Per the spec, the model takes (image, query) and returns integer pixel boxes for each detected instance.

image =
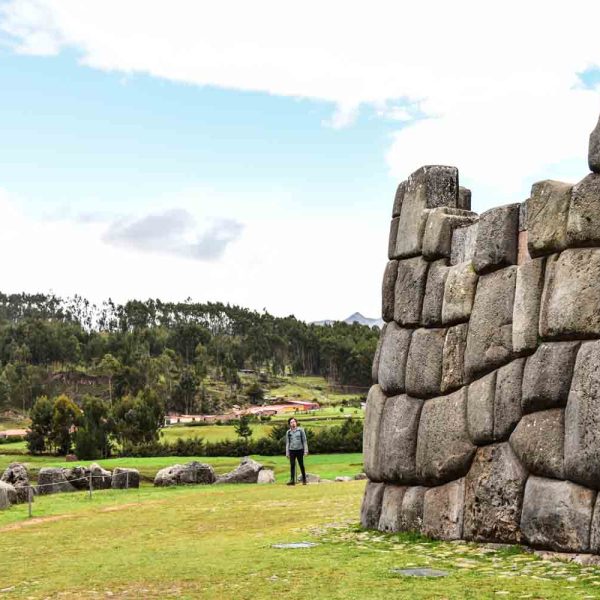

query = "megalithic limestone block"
[422,259,449,327]
[566,174,600,247]
[394,166,458,258]
[422,208,477,261]
[393,256,429,326]
[441,323,468,393]
[361,481,385,529]
[388,217,400,260]
[494,358,525,441]
[378,394,423,483]
[509,409,565,479]
[377,322,412,395]
[512,257,545,353]
[381,260,398,322]
[442,261,478,326]
[521,477,595,552]
[416,388,476,485]
[392,180,406,218]
[378,485,407,532]
[463,443,527,543]
[527,180,571,257]
[458,186,472,211]
[363,385,387,481]
[399,486,427,533]
[589,115,600,173]
[450,222,478,265]
[472,204,519,274]
[405,328,447,398]
[467,371,496,445]
[422,478,466,541]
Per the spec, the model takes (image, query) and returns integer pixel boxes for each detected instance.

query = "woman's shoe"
[286,481,295,486]
[302,477,307,485]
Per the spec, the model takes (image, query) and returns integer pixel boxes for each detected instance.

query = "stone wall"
[361,116,600,553]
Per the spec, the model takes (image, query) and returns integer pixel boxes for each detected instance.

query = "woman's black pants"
[289,449,306,483]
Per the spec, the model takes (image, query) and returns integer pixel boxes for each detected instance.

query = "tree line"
[0,292,379,415]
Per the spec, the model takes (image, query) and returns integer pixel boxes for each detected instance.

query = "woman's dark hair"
[287,417,298,426]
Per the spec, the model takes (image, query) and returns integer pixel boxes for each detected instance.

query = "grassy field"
[1,480,598,599]
[0,452,365,483]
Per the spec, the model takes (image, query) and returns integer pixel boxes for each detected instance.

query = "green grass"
[160,424,274,443]
[268,375,365,407]
[1,480,599,599]
[0,452,364,483]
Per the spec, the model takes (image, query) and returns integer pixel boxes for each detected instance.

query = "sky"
[0,1,599,322]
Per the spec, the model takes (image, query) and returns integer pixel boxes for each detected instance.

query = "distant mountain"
[312,312,384,328]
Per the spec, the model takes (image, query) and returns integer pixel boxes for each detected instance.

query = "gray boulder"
[467,371,496,445]
[565,341,600,489]
[0,481,17,506]
[378,394,423,484]
[421,259,449,327]
[473,204,519,274]
[361,481,385,529]
[89,463,112,490]
[416,388,476,485]
[422,478,466,541]
[422,208,477,260]
[111,468,140,489]
[377,322,412,395]
[494,358,525,441]
[378,484,407,532]
[1,462,30,503]
[450,222,478,266]
[509,409,565,479]
[521,342,580,414]
[63,466,89,490]
[512,257,545,353]
[154,462,216,486]
[441,261,478,325]
[405,328,446,398]
[363,385,386,481]
[588,115,600,173]
[527,180,571,257]
[37,467,77,495]
[521,476,595,552]
[463,443,527,543]
[464,267,517,381]
[566,174,600,247]
[393,256,429,326]
[519,199,528,231]
[299,473,321,484]
[381,260,398,322]
[441,323,468,393]
[371,324,385,383]
[540,249,600,339]
[218,457,263,484]
[395,166,458,258]
[399,486,427,533]
[257,469,275,484]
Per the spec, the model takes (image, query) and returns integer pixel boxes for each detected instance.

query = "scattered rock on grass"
[217,457,263,484]
[154,462,216,486]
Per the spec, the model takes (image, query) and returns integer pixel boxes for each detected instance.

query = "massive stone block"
[512,257,545,353]
[405,328,446,398]
[494,358,525,441]
[527,180,571,257]
[388,217,400,260]
[422,259,449,327]
[441,261,478,325]
[521,341,580,413]
[399,486,427,533]
[392,181,406,218]
[472,204,519,274]
[361,481,385,529]
[371,323,385,383]
[589,116,600,174]
[395,166,458,258]
[509,409,565,480]
[378,394,423,483]
[463,444,527,543]
[378,485,407,532]
[458,186,472,211]
[393,256,429,326]
[363,385,387,482]
[422,208,477,261]
[540,249,600,339]
[377,322,412,396]
[464,267,517,380]
[565,341,600,489]
[381,260,398,322]
[422,478,466,541]
[416,388,476,485]
[450,222,478,265]
[566,174,600,247]
[521,477,595,552]
[441,323,468,393]
[467,371,495,445]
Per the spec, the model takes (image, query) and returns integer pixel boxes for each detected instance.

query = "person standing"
[286,417,308,485]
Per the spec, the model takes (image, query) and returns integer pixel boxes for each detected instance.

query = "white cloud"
[2,0,600,208]
[0,188,387,322]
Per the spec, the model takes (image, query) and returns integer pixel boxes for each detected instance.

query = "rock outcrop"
[154,462,216,486]
[217,457,263,484]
